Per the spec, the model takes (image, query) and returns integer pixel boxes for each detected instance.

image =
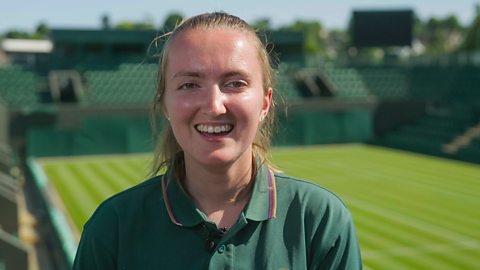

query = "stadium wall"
[0,102,8,146]
[17,99,376,157]
[0,230,29,270]
[275,99,375,146]
[372,100,426,137]
[22,158,75,269]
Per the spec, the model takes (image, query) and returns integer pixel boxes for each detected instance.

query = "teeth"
[196,124,232,134]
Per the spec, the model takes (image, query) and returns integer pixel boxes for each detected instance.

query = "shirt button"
[218,245,226,253]
[205,240,216,252]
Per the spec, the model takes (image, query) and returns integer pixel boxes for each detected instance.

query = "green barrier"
[27,158,77,266]
[27,127,73,157]
[275,109,372,146]
[27,110,372,157]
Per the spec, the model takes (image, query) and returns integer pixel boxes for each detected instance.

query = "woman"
[73,12,362,269]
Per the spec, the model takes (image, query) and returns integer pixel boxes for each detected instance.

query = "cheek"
[164,94,197,119]
[239,92,265,116]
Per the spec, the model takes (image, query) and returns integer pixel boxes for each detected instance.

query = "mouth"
[195,124,233,135]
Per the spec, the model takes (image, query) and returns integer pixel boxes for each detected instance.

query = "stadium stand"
[0,66,40,108]
[375,102,480,161]
[321,64,372,99]
[0,143,39,270]
[410,65,480,102]
[355,66,409,99]
[275,64,304,101]
[83,63,157,105]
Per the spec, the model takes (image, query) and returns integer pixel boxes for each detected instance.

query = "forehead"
[169,26,257,49]
[165,28,261,72]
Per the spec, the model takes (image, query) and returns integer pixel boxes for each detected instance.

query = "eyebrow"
[172,71,203,79]
[172,70,250,79]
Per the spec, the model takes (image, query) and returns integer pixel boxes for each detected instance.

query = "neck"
[183,155,254,206]
[181,153,255,228]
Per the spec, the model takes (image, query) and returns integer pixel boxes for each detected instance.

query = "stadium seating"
[355,66,409,98]
[0,229,29,270]
[275,64,303,101]
[83,63,157,105]
[322,65,371,99]
[0,66,39,108]
[409,65,480,102]
[375,103,480,159]
[0,144,31,270]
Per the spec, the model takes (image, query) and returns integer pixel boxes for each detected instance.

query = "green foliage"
[162,12,184,33]
[115,21,155,30]
[4,22,49,39]
[5,30,31,39]
[252,18,271,32]
[461,14,480,51]
[415,14,465,55]
[280,20,326,55]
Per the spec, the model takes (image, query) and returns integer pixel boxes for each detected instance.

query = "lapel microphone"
[202,224,227,252]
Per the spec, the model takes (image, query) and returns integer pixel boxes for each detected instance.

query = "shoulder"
[274,172,348,208]
[273,173,359,261]
[273,172,352,227]
[83,176,163,229]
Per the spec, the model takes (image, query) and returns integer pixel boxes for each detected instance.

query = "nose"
[202,85,227,116]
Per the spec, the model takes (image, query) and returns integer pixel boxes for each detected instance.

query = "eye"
[178,82,198,90]
[225,80,247,89]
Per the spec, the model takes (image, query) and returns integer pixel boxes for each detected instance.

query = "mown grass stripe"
[350,188,480,241]
[355,204,480,268]
[86,161,130,192]
[277,152,480,199]
[67,163,115,202]
[338,176,480,239]
[351,203,452,248]
[42,165,97,230]
[346,195,472,243]
[354,146,480,189]
[104,160,146,186]
[275,144,480,186]
[326,154,480,198]
[275,150,480,239]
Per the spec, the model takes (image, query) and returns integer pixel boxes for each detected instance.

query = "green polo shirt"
[73,163,362,269]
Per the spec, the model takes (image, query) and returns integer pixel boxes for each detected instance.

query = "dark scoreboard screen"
[351,10,413,47]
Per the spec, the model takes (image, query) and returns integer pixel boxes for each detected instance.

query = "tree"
[409,14,465,56]
[461,12,480,51]
[280,20,326,55]
[116,20,155,30]
[101,14,111,30]
[32,22,49,39]
[5,30,31,39]
[252,18,271,32]
[162,12,184,32]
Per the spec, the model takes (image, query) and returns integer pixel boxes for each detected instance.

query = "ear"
[261,88,273,119]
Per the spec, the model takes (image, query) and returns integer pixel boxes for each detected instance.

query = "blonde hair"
[151,12,277,176]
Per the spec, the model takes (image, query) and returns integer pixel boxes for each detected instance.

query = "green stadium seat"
[83,64,157,106]
[0,66,39,108]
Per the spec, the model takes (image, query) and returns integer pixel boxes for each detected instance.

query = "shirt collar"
[243,164,277,221]
[161,161,277,227]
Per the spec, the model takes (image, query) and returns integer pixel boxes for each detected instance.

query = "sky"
[1,0,479,33]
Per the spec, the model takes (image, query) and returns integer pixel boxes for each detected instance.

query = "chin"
[194,149,243,167]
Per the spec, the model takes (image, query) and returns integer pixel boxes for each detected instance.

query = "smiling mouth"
[195,124,233,134]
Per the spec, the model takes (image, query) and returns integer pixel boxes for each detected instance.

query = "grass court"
[38,144,480,269]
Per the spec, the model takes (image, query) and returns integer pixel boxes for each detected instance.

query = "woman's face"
[163,28,272,169]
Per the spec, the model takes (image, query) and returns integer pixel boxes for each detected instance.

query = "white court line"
[362,239,480,260]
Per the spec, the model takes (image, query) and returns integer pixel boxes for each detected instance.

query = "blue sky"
[1,0,478,33]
